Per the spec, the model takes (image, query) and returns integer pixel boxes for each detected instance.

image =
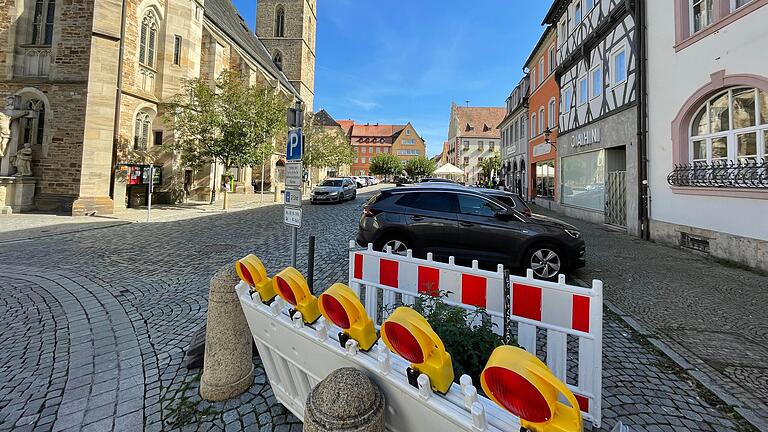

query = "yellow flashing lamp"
[380,307,454,394]
[236,255,276,303]
[273,267,320,324]
[480,346,583,432]
[318,283,377,351]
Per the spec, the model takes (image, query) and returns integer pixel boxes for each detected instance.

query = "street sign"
[284,207,302,228]
[284,188,302,207]
[286,161,302,188]
[286,128,303,161]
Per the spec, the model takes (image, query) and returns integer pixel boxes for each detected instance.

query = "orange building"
[339,120,426,176]
[525,26,559,205]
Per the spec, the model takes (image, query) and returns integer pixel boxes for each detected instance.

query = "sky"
[234,0,552,157]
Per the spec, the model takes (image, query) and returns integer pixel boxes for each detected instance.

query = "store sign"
[571,128,601,148]
[532,142,552,157]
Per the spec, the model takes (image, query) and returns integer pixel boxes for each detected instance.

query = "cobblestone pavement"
[0,185,752,431]
[533,204,767,431]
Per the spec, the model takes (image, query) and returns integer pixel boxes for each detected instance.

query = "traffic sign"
[286,128,303,161]
[286,161,302,188]
[284,207,302,228]
[284,188,302,207]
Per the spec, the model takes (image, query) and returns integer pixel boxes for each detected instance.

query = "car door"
[342,179,353,198]
[455,193,528,264]
[399,191,459,256]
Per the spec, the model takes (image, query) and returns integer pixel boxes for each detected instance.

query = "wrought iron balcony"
[667,159,768,189]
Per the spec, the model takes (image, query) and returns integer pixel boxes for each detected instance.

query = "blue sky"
[236,0,551,157]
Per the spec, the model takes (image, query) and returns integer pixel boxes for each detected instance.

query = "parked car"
[349,176,366,188]
[356,186,585,279]
[405,183,533,217]
[310,178,356,204]
[419,178,457,183]
[363,176,378,186]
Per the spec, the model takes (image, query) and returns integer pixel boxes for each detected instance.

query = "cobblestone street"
[0,186,756,431]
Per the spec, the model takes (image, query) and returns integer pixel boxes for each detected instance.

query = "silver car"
[310,178,357,204]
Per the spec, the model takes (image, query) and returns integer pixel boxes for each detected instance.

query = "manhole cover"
[667,329,768,370]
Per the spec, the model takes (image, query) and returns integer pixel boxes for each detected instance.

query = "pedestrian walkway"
[532,205,768,431]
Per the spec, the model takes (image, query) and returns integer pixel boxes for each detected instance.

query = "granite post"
[304,368,385,432]
[200,263,254,401]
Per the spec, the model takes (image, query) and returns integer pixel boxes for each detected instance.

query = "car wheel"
[525,244,563,280]
[375,235,410,256]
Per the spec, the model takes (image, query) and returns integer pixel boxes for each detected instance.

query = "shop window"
[561,150,605,210]
[535,160,555,199]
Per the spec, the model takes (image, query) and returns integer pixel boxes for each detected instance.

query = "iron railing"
[667,159,768,188]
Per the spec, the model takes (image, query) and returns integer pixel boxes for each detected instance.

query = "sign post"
[285,102,304,267]
[146,165,154,223]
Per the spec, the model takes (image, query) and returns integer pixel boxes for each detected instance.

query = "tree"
[368,153,402,179]
[479,152,501,183]
[302,113,355,177]
[404,156,436,180]
[163,71,290,208]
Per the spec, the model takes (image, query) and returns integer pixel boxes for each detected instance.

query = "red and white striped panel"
[352,252,504,315]
[509,282,592,333]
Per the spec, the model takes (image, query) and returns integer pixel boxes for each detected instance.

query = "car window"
[493,195,517,209]
[397,192,456,213]
[321,180,342,187]
[458,194,503,217]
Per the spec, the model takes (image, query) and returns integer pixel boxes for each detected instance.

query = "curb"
[0,220,132,244]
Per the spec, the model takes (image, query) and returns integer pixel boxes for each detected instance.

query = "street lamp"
[543,127,557,150]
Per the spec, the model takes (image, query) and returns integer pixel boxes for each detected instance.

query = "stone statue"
[0,111,11,158]
[12,142,33,176]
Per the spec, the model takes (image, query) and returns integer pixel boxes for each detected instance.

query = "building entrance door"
[605,170,626,227]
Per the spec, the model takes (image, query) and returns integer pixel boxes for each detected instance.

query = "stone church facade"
[0,0,316,214]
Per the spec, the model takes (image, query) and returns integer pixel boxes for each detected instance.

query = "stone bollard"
[274,183,282,203]
[200,263,254,401]
[304,368,385,432]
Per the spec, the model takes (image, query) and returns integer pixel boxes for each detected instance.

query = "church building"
[0,0,316,214]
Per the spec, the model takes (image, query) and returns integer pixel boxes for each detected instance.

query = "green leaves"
[479,152,501,180]
[404,156,437,179]
[162,71,291,171]
[302,113,355,170]
[368,153,402,177]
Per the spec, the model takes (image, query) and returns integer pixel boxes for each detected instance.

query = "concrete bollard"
[200,263,254,401]
[274,183,282,203]
[304,368,385,432]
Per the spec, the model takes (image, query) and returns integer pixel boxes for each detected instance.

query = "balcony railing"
[667,159,768,189]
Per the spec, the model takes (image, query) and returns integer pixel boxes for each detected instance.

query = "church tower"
[256,0,317,111]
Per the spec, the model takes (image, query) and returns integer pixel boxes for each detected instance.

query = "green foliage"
[404,156,437,179]
[480,152,501,180]
[302,113,356,170]
[409,292,517,386]
[162,71,290,171]
[161,374,220,428]
[368,153,403,177]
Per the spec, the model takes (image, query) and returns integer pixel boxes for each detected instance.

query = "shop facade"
[499,75,529,197]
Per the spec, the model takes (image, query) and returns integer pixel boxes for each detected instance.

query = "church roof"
[204,0,299,99]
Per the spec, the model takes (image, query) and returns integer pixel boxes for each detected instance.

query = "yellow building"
[391,123,426,165]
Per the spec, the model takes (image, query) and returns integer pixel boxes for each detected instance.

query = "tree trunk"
[223,189,229,210]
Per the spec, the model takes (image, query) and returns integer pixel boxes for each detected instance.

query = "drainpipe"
[634,0,650,240]
[109,0,128,199]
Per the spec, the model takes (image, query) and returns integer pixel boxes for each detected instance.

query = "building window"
[173,35,182,65]
[134,111,152,150]
[585,0,595,10]
[578,76,588,105]
[275,5,285,37]
[478,140,484,150]
[406,129,411,135]
[139,10,158,68]
[559,19,567,44]
[611,47,627,85]
[548,45,556,74]
[489,141,495,151]
[20,99,46,148]
[463,157,469,165]
[731,0,752,10]
[368,146,373,153]
[273,51,283,70]
[361,157,366,164]
[548,99,556,128]
[574,1,583,24]
[531,113,537,136]
[154,130,163,146]
[384,148,390,153]
[539,107,545,133]
[688,87,768,164]
[563,88,573,113]
[30,0,56,45]
[590,66,602,99]
[690,0,713,34]
[539,58,545,81]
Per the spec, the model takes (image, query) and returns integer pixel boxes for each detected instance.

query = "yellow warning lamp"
[480,346,583,432]
[380,307,454,394]
[318,283,377,351]
[235,255,277,303]
[272,267,320,324]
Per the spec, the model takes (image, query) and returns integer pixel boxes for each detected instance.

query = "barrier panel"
[348,242,603,428]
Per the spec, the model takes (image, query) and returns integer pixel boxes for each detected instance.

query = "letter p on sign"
[286,128,303,161]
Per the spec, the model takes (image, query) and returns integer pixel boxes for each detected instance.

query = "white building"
[499,76,529,197]
[646,1,768,271]
[446,104,505,184]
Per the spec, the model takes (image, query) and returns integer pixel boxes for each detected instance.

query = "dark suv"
[356,186,585,279]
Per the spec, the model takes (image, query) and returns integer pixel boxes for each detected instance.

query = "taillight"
[275,277,297,306]
[381,321,424,363]
[363,206,380,217]
[320,294,351,329]
[482,366,552,422]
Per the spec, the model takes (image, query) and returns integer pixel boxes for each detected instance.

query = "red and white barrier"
[348,241,603,428]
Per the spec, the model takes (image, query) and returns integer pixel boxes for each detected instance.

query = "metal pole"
[210,161,217,204]
[146,165,153,223]
[503,268,511,343]
[260,133,266,203]
[290,226,298,267]
[307,235,315,293]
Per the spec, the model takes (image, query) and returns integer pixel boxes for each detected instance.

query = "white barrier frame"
[347,242,603,428]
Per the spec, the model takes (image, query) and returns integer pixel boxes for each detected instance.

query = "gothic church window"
[273,51,283,70]
[30,0,56,45]
[134,111,152,150]
[21,99,46,147]
[275,6,285,37]
[139,11,158,68]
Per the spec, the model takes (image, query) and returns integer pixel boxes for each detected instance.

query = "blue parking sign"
[286,128,303,161]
